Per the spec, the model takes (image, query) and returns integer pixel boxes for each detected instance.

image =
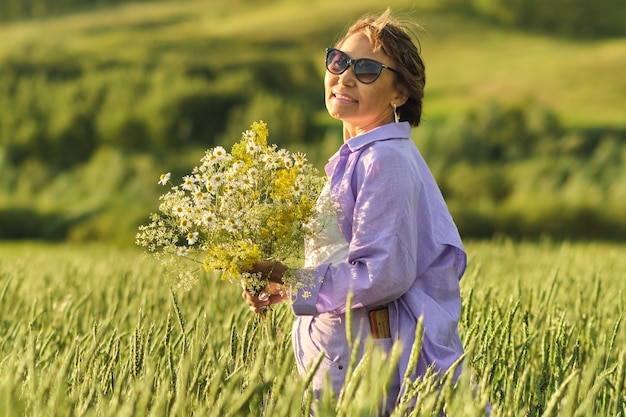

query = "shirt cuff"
[290,264,329,316]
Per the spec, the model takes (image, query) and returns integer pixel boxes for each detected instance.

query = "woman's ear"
[393,85,409,107]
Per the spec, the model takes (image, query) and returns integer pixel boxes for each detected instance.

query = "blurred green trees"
[0,55,325,243]
[442,0,626,37]
[415,101,626,239]
[2,85,624,242]
[0,0,155,21]
[0,0,625,242]
[0,58,320,166]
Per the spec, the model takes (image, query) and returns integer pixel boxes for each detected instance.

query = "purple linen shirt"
[291,122,466,403]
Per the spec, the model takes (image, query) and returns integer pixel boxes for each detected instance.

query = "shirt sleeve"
[290,264,329,315]
[293,141,423,315]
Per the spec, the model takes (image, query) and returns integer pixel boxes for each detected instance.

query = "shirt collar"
[346,122,411,152]
[324,122,412,177]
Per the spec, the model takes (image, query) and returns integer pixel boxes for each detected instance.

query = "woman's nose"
[336,69,355,85]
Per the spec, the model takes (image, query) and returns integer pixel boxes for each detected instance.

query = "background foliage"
[0,0,625,243]
[3,0,626,37]
[441,0,626,37]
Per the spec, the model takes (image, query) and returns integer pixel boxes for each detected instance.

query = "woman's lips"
[333,92,357,104]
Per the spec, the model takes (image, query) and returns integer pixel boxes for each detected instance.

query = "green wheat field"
[0,239,624,416]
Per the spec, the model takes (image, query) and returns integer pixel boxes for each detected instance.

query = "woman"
[243,9,467,413]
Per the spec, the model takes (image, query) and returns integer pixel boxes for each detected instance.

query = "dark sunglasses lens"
[326,49,349,74]
[354,59,383,84]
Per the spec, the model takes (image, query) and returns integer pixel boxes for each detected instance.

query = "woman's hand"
[241,261,289,313]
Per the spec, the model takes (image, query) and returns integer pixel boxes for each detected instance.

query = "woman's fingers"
[241,281,288,314]
[241,288,271,313]
[248,304,266,314]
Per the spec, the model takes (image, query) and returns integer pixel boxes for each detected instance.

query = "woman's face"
[325,32,406,139]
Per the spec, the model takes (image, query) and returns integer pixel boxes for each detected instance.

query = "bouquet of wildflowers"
[136,121,326,294]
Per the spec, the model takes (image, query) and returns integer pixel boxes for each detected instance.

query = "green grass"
[0,239,624,416]
[1,0,624,129]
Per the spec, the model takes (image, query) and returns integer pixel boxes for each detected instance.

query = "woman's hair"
[337,9,426,127]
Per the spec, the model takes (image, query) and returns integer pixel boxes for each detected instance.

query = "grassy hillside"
[1,0,624,129]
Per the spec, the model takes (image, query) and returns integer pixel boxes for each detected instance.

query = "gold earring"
[393,103,399,123]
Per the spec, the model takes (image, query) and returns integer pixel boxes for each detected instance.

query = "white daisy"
[276,149,289,159]
[205,183,217,194]
[158,172,171,185]
[203,212,217,227]
[248,167,259,178]
[225,217,242,233]
[242,130,256,140]
[201,152,216,166]
[186,231,199,245]
[194,191,212,205]
[181,175,196,191]
[173,205,186,217]
[210,174,224,187]
[294,153,307,169]
[239,175,255,189]
[246,141,260,154]
[212,146,227,159]
[179,218,191,232]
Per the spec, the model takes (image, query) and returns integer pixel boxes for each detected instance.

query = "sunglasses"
[325,48,398,84]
